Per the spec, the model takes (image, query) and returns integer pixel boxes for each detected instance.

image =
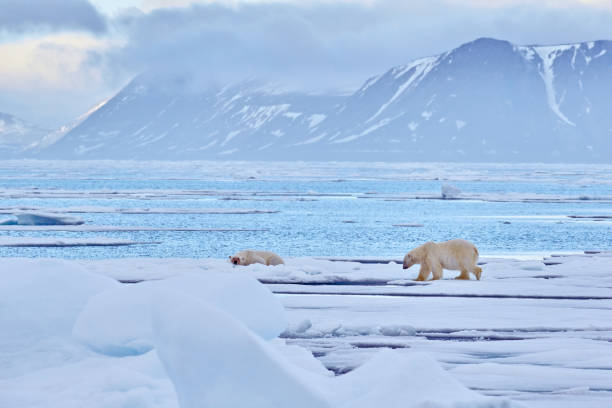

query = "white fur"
[229,250,285,266]
[402,239,482,281]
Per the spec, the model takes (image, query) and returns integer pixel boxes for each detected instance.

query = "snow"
[0,206,278,215]
[0,260,117,378]
[367,56,439,123]
[2,253,611,407]
[308,114,327,129]
[283,111,302,120]
[331,118,392,144]
[517,45,536,61]
[221,130,241,146]
[282,319,416,339]
[294,132,327,146]
[533,45,576,126]
[242,104,290,129]
[594,49,607,58]
[257,142,275,150]
[455,119,467,130]
[357,74,382,94]
[75,143,105,155]
[74,273,287,356]
[0,226,270,232]
[2,160,612,185]
[218,148,238,155]
[329,351,518,408]
[151,290,330,408]
[0,237,157,247]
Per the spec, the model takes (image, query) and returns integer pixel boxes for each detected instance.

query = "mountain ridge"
[20,37,612,161]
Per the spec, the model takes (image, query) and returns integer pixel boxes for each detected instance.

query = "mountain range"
[0,113,50,156]
[7,37,612,162]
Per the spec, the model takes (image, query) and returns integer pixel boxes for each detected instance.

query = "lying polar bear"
[403,239,482,281]
[229,250,285,266]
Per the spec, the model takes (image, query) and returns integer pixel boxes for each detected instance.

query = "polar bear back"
[433,239,479,270]
[409,239,478,269]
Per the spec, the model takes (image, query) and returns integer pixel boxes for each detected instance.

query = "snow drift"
[73,272,287,355]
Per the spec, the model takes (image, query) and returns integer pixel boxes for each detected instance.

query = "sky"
[1,0,612,128]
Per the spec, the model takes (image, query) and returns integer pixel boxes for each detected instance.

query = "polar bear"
[403,239,482,281]
[229,250,285,266]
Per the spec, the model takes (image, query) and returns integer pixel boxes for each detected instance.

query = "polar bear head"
[229,255,243,265]
[229,250,250,265]
[402,254,416,269]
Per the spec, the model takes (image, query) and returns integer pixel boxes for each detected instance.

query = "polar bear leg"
[266,255,284,266]
[454,269,470,280]
[414,264,431,281]
[470,266,482,280]
[431,262,443,280]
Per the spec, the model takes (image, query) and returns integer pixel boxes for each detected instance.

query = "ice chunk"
[441,184,461,199]
[74,273,287,356]
[330,350,520,408]
[151,290,330,408]
[379,324,417,336]
[270,339,334,377]
[15,212,84,225]
[0,259,118,348]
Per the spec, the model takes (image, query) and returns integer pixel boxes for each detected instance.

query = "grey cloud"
[106,0,612,92]
[0,0,106,33]
[5,0,612,127]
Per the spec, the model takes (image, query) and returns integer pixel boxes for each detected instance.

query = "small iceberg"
[441,184,461,199]
[0,212,85,226]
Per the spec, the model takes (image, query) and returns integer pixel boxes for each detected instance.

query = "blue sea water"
[1,161,611,259]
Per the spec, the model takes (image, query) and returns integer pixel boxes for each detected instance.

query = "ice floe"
[0,256,526,408]
[0,212,84,226]
[0,237,158,247]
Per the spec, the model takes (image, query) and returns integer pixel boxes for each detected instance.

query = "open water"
[1,160,611,259]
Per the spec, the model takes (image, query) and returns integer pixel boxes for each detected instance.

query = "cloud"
[108,0,612,92]
[0,33,115,92]
[0,0,107,33]
[0,33,122,127]
[3,0,612,126]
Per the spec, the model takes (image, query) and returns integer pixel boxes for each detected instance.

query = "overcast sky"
[1,0,612,127]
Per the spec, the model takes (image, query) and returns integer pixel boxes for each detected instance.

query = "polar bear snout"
[230,257,241,265]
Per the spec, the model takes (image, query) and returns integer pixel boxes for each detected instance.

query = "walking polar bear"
[229,250,285,266]
[403,239,482,281]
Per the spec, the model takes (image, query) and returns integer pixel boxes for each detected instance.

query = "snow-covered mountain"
[40,76,343,160]
[0,113,51,156]
[39,38,612,161]
[26,99,111,153]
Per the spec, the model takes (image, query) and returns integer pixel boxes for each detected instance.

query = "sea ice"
[329,350,521,408]
[74,272,287,356]
[441,184,461,199]
[151,290,330,408]
[0,237,154,247]
[0,212,84,225]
